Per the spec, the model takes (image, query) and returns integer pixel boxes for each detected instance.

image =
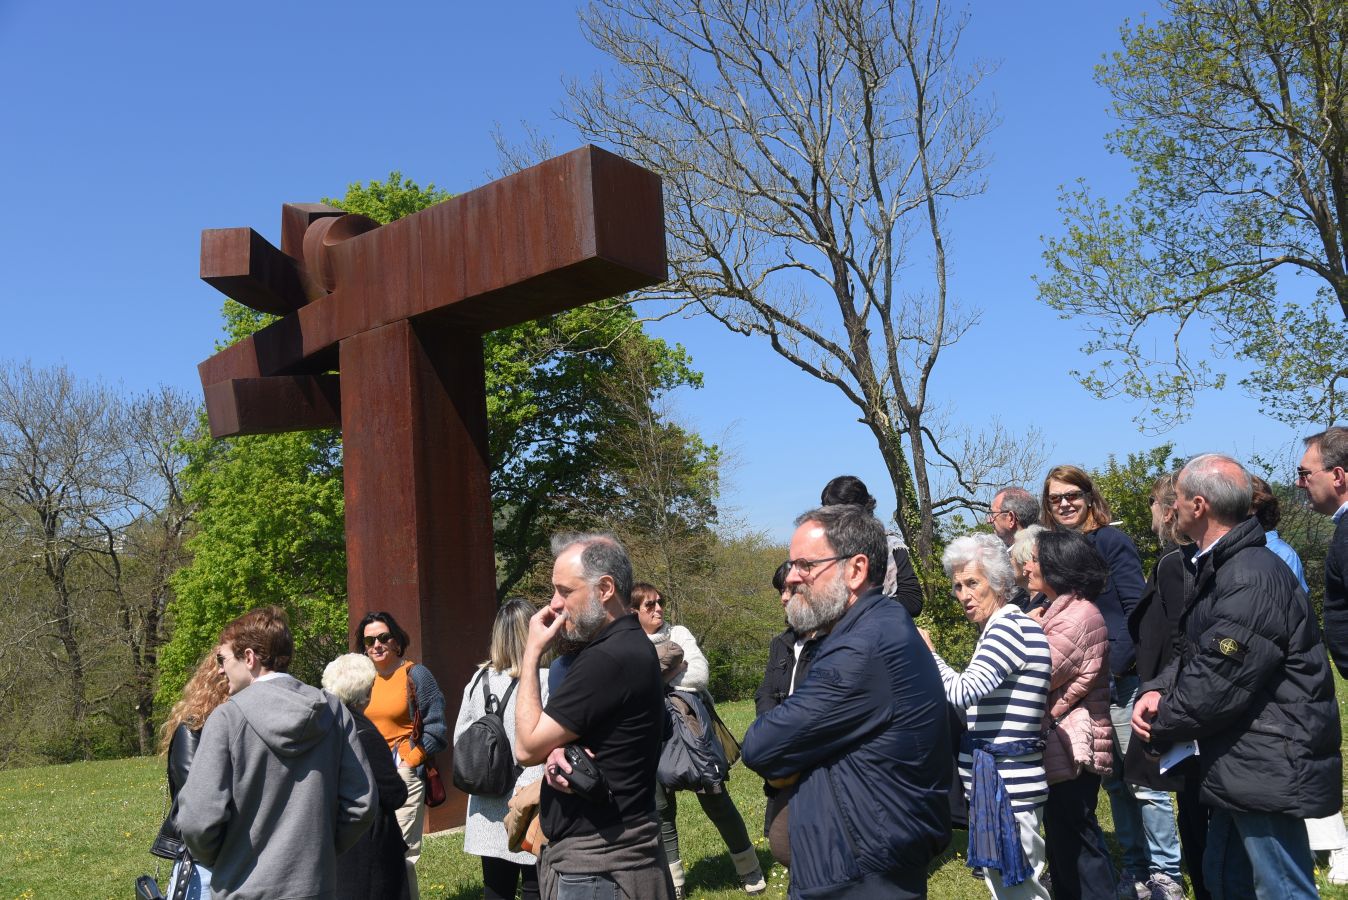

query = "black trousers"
[1044,772,1116,900]
[481,854,540,900]
[1176,780,1212,900]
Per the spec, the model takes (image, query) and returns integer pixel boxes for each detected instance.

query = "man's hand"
[917,627,935,652]
[766,772,800,789]
[526,605,567,659]
[543,745,596,794]
[1131,690,1162,742]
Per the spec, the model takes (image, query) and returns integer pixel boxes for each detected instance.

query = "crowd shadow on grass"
[685,846,775,894]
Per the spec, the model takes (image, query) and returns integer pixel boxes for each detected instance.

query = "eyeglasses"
[641,599,663,611]
[986,509,1012,522]
[785,555,850,575]
[1047,490,1086,505]
[215,652,234,667]
[363,633,394,648]
[1296,467,1331,482]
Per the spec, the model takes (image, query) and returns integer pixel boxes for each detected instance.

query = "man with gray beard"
[515,532,674,900]
[743,505,951,899]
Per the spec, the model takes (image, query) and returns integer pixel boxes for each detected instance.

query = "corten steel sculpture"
[195,146,666,829]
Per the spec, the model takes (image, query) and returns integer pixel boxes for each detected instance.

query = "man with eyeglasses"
[178,606,375,899]
[1299,427,1348,676]
[742,504,951,899]
[989,487,1039,548]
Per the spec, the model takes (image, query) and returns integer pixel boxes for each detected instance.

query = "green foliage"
[1038,0,1348,428]
[162,419,348,702]
[1093,444,1180,576]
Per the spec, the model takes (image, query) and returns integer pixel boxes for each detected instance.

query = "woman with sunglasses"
[633,582,767,897]
[1040,465,1183,899]
[355,610,447,900]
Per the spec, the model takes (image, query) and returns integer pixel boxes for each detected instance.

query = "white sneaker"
[1146,872,1185,900]
[1327,847,1348,885]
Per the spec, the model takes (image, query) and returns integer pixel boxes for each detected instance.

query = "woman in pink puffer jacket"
[1024,530,1116,900]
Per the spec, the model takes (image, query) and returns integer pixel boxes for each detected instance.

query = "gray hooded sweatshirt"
[178,674,376,900]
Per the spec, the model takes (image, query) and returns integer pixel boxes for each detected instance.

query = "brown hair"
[1041,464,1113,532]
[1151,472,1182,546]
[630,582,660,612]
[158,649,230,754]
[1306,426,1348,472]
[1249,474,1280,532]
[221,606,293,673]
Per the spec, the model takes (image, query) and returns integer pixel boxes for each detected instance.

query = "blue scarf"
[960,733,1045,887]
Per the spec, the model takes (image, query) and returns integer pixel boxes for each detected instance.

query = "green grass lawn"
[3,692,1348,899]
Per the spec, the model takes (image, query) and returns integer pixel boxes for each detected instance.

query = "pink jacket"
[1039,592,1113,785]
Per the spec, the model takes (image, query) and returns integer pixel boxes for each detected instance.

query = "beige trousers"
[395,763,426,900]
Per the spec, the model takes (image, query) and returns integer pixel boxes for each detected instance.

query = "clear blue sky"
[0,1,1302,544]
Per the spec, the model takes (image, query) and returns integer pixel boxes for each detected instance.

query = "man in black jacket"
[1298,426,1348,676]
[1133,454,1340,900]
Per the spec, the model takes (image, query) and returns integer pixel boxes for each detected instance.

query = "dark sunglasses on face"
[363,633,394,648]
[641,599,663,611]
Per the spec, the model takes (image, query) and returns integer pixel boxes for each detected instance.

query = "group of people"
[149,427,1348,900]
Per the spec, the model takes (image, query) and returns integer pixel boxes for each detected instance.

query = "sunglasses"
[363,633,395,648]
[1047,490,1086,505]
[641,599,663,611]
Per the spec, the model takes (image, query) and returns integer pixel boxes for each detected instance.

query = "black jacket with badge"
[1143,517,1341,817]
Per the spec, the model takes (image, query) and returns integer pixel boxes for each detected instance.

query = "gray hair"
[550,531,634,604]
[794,504,887,585]
[996,487,1040,529]
[942,533,1017,600]
[1306,426,1348,472]
[322,653,376,710]
[1009,523,1047,566]
[1178,453,1253,525]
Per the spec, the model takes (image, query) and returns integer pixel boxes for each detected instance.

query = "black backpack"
[452,669,522,796]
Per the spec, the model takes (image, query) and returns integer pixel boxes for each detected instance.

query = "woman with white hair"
[1009,524,1048,614]
[919,533,1053,898]
[453,598,548,900]
[323,652,410,900]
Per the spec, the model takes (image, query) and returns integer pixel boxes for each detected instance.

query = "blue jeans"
[1104,674,1183,878]
[556,872,621,900]
[1204,808,1317,900]
[166,858,210,900]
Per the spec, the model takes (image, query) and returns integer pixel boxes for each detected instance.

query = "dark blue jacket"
[742,590,951,898]
[1085,525,1146,676]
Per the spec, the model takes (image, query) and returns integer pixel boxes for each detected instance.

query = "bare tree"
[565,0,1041,568]
[0,364,196,760]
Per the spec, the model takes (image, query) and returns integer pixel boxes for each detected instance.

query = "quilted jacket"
[1039,592,1113,785]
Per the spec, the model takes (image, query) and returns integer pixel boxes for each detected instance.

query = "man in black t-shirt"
[515,532,673,900]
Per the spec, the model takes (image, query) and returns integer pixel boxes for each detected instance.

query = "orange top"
[365,661,425,767]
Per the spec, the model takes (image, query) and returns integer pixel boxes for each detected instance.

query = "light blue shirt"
[1265,529,1310,594]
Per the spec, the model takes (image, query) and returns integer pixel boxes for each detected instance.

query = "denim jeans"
[556,872,621,900]
[166,859,210,900]
[1104,673,1183,878]
[1204,808,1318,900]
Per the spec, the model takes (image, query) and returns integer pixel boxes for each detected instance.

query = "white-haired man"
[1133,454,1340,900]
[514,532,673,900]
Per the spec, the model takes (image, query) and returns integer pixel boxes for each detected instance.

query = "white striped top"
[933,604,1052,811]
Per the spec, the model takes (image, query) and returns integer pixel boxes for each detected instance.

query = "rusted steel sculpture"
[195,146,666,829]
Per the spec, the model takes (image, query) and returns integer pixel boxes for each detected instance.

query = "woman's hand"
[917,627,935,652]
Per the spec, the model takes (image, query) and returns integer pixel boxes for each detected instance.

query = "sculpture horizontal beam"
[197,145,666,390]
[203,375,341,437]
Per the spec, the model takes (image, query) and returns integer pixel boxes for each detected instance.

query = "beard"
[785,571,849,634]
[567,589,609,643]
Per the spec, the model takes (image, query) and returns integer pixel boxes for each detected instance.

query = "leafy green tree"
[1039,0,1348,429]
[1092,444,1180,576]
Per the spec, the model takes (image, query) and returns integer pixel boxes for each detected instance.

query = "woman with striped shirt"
[921,533,1052,899]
